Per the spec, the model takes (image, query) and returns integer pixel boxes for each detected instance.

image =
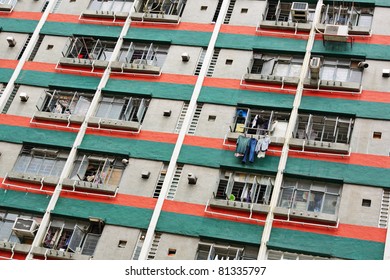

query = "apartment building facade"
[0,0,389,260]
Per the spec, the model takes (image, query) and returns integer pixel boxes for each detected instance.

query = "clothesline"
[235,134,271,164]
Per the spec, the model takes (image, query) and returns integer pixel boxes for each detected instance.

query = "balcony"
[81,0,134,21]
[131,0,186,24]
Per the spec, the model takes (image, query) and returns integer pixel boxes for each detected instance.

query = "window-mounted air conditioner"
[324,25,349,41]
[309,57,321,80]
[291,2,308,23]
[12,218,39,238]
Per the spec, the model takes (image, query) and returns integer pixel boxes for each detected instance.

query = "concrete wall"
[181,0,219,23]
[0,32,30,60]
[0,143,21,178]
[173,165,219,204]
[7,85,44,118]
[118,158,164,197]
[54,0,90,15]
[195,104,235,138]
[361,60,390,92]
[228,0,265,27]
[32,35,70,64]
[93,226,141,260]
[338,184,383,227]
[142,99,184,133]
[14,0,46,12]
[162,45,203,76]
[371,8,390,36]
[350,119,390,156]
[211,49,252,79]
[153,233,199,260]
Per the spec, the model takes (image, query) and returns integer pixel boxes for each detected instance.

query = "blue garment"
[236,135,250,154]
[242,138,257,163]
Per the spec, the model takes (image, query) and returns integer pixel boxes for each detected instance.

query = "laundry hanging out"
[235,134,271,163]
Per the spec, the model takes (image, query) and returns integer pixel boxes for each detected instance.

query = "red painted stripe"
[85,127,178,144]
[17,62,390,103]
[0,251,27,260]
[0,179,384,243]
[184,135,390,169]
[161,200,386,243]
[21,61,198,85]
[220,25,390,46]
[0,59,18,69]
[0,11,42,21]
[131,21,215,32]
[1,114,389,169]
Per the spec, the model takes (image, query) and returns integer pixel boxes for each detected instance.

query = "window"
[0,209,41,243]
[362,199,371,207]
[263,1,315,23]
[12,146,68,177]
[278,179,341,215]
[293,113,354,145]
[215,170,274,206]
[69,153,126,186]
[43,218,103,256]
[249,53,303,78]
[373,132,382,139]
[0,0,17,11]
[135,0,186,16]
[62,37,116,61]
[117,42,169,68]
[231,107,290,136]
[94,95,149,124]
[200,6,207,11]
[196,241,258,260]
[87,0,134,13]
[320,4,374,29]
[36,89,93,117]
[267,250,340,260]
[241,8,248,14]
[225,59,233,65]
[318,58,363,84]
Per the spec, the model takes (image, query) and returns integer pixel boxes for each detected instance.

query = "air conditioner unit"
[12,218,39,238]
[309,57,321,80]
[6,36,16,47]
[188,173,197,185]
[324,25,349,41]
[291,2,308,23]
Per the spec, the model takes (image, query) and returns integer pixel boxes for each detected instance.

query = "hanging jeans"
[242,138,257,163]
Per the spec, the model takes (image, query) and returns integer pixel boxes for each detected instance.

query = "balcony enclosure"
[95,95,149,123]
[259,1,316,31]
[277,178,341,216]
[214,171,274,206]
[131,0,187,23]
[33,89,93,125]
[230,107,290,137]
[59,37,116,69]
[196,241,258,260]
[87,0,134,13]
[293,113,354,144]
[69,154,125,187]
[244,53,304,86]
[319,3,374,34]
[111,42,169,74]
[11,146,68,178]
[42,218,104,257]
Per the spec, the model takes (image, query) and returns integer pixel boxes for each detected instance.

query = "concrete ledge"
[33,111,84,124]
[88,116,140,131]
[209,198,270,214]
[62,178,118,195]
[6,171,59,186]
[130,12,180,23]
[244,73,299,86]
[259,20,312,32]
